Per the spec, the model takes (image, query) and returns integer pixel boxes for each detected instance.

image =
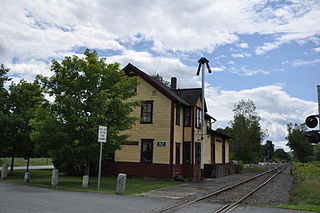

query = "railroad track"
[155,163,290,213]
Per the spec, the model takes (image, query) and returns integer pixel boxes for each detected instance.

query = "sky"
[1,0,319,151]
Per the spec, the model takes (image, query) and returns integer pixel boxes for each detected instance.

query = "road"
[0,182,311,213]
[0,165,54,171]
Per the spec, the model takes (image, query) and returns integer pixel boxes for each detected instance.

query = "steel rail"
[213,164,289,213]
[155,164,286,213]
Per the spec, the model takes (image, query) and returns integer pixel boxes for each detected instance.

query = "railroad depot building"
[104,63,232,180]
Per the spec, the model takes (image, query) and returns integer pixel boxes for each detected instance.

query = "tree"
[32,49,139,175]
[274,148,290,162]
[5,79,45,172]
[286,123,313,162]
[229,99,264,163]
[262,140,274,161]
[151,74,170,87]
[0,64,10,157]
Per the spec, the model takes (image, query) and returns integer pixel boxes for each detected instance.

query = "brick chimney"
[171,77,177,89]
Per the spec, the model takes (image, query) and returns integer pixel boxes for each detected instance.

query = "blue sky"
[1,0,319,151]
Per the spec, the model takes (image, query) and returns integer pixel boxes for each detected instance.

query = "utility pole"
[196,57,211,180]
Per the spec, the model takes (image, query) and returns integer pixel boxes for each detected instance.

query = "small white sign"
[98,126,107,143]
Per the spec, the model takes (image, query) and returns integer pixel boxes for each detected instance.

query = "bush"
[236,160,244,174]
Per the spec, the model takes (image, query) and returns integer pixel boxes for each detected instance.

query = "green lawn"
[1,170,184,195]
[0,158,52,166]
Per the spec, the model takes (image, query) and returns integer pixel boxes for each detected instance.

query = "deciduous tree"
[5,79,45,172]
[286,123,313,162]
[0,64,10,157]
[229,99,264,163]
[32,49,139,175]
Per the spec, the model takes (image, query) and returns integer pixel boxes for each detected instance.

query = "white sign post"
[97,125,107,190]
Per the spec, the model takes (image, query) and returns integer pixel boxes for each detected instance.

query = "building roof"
[123,63,190,106]
[123,63,212,116]
[208,129,234,140]
[172,88,201,106]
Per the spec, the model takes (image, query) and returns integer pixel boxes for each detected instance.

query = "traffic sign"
[98,126,107,143]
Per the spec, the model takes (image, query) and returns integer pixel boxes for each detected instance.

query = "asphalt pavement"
[0,182,313,213]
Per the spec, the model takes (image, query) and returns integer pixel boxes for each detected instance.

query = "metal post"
[97,141,103,190]
[201,62,205,177]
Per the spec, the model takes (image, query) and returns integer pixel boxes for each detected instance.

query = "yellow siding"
[115,145,140,162]
[215,137,223,164]
[225,140,230,163]
[117,76,171,164]
[204,135,211,164]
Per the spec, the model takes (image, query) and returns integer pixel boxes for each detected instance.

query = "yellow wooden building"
[104,63,232,180]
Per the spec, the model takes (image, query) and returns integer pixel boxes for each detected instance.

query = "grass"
[258,204,320,212]
[0,158,52,166]
[0,169,184,195]
[272,161,320,212]
[289,161,320,206]
[257,161,320,212]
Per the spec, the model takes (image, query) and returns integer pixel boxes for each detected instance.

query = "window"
[141,139,153,162]
[195,143,201,164]
[141,101,153,123]
[176,104,180,125]
[183,142,191,164]
[184,107,191,127]
[175,143,181,164]
[196,107,202,128]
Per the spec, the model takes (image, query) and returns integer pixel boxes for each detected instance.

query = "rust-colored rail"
[155,163,288,213]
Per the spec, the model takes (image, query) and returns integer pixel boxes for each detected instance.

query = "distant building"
[104,63,232,180]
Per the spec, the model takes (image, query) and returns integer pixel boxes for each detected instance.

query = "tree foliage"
[228,99,264,163]
[4,79,45,171]
[31,49,139,175]
[0,64,10,157]
[286,123,313,162]
[151,74,170,87]
[262,140,275,161]
[274,148,291,162]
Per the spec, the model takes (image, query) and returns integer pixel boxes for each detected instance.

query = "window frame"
[183,142,191,164]
[175,143,181,164]
[176,104,180,125]
[184,107,191,127]
[140,139,153,163]
[195,142,201,164]
[196,107,202,129]
[140,101,153,123]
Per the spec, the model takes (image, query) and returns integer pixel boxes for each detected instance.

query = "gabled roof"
[208,129,234,140]
[172,88,208,112]
[123,63,189,106]
[172,88,201,106]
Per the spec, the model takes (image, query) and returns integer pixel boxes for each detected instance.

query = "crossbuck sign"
[98,126,107,143]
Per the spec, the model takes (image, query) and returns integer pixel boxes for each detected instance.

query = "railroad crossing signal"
[305,115,320,144]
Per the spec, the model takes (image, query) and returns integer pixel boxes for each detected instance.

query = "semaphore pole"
[201,61,205,180]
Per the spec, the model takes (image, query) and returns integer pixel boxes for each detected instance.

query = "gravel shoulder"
[143,164,293,206]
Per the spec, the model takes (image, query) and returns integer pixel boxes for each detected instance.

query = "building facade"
[104,63,232,180]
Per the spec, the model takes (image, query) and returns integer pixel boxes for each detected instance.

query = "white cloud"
[1,0,319,64]
[238,43,249,48]
[313,47,320,52]
[283,58,320,66]
[231,53,252,58]
[207,85,318,151]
